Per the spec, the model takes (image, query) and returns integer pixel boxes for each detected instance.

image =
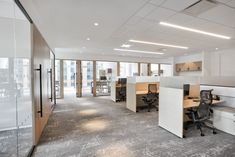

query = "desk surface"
[136,90,159,95]
[183,99,224,109]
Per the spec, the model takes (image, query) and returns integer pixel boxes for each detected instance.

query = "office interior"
[1,0,235,157]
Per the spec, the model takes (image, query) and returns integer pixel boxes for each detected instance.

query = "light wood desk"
[136,90,159,95]
[184,99,224,109]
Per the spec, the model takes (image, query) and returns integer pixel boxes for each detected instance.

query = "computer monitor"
[100,76,107,80]
[183,84,190,96]
[118,78,126,85]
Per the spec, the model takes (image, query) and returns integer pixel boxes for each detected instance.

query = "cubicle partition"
[159,76,235,138]
[200,77,235,136]
[126,76,160,112]
[159,77,200,138]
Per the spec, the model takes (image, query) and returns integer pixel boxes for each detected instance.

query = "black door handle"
[35,64,43,117]
[48,68,53,102]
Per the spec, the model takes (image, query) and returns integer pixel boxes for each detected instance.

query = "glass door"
[0,1,33,156]
[96,61,117,96]
[81,61,93,96]
[63,60,76,98]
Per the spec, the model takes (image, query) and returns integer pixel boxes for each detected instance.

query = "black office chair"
[185,89,216,136]
[119,86,126,101]
[141,84,159,112]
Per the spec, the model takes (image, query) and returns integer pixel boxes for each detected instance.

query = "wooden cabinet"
[175,61,202,72]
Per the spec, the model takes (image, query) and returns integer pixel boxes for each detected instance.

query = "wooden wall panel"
[147,63,151,76]
[138,63,140,76]
[117,61,120,76]
[33,25,54,144]
[76,60,82,97]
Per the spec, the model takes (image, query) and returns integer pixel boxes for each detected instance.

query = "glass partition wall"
[161,64,173,77]
[140,63,148,76]
[81,61,93,96]
[120,62,138,77]
[55,60,62,98]
[151,64,159,76]
[96,61,117,96]
[63,60,76,98]
[0,1,33,156]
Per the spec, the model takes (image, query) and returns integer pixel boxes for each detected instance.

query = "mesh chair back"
[148,84,158,93]
[197,89,213,118]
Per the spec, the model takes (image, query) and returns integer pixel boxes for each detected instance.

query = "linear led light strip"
[113,48,164,55]
[159,22,231,40]
[129,39,188,49]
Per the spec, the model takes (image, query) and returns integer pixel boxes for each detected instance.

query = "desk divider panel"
[126,83,136,112]
[159,87,184,138]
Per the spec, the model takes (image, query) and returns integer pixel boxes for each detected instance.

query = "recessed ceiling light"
[86,37,90,41]
[114,48,164,55]
[159,22,231,40]
[129,39,188,49]
[121,44,131,48]
[94,22,99,26]
[162,48,167,51]
[215,48,219,50]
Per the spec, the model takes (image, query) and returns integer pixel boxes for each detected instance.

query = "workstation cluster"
[111,76,160,112]
[159,76,235,138]
[110,76,235,138]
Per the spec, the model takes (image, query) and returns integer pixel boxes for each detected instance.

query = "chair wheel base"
[213,131,217,134]
[201,133,205,136]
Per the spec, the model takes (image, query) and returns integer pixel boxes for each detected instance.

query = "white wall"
[173,53,203,76]
[173,49,235,77]
[203,49,235,77]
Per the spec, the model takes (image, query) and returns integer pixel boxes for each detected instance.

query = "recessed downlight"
[129,39,188,49]
[215,48,219,50]
[159,22,231,40]
[86,37,90,41]
[114,48,164,55]
[94,22,99,26]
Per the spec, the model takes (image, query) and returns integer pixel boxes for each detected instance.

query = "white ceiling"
[19,0,235,60]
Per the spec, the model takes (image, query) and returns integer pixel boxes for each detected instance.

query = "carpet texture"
[33,96,235,157]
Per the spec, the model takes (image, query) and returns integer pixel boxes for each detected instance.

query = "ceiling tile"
[149,0,165,6]
[135,3,156,18]
[161,0,200,11]
[226,0,235,8]
[167,13,196,24]
[145,7,176,22]
[199,5,235,27]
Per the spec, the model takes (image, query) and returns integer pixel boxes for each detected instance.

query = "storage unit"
[175,61,202,72]
[213,106,235,136]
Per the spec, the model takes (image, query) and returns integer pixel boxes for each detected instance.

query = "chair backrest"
[197,89,213,118]
[148,84,158,93]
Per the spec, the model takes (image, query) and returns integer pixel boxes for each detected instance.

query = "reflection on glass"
[63,60,76,97]
[96,61,117,96]
[140,63,148,76]
[120,62,138,77]
[161,64,173,77]
[82,61,93,96]
[0,1,33,156]
[151,64,159,76]
[55,60,61,98]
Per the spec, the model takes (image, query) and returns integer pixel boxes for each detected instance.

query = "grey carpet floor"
[33,96,235,157]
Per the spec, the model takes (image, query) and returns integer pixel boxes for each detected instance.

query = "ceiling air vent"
[182,0,218,16]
